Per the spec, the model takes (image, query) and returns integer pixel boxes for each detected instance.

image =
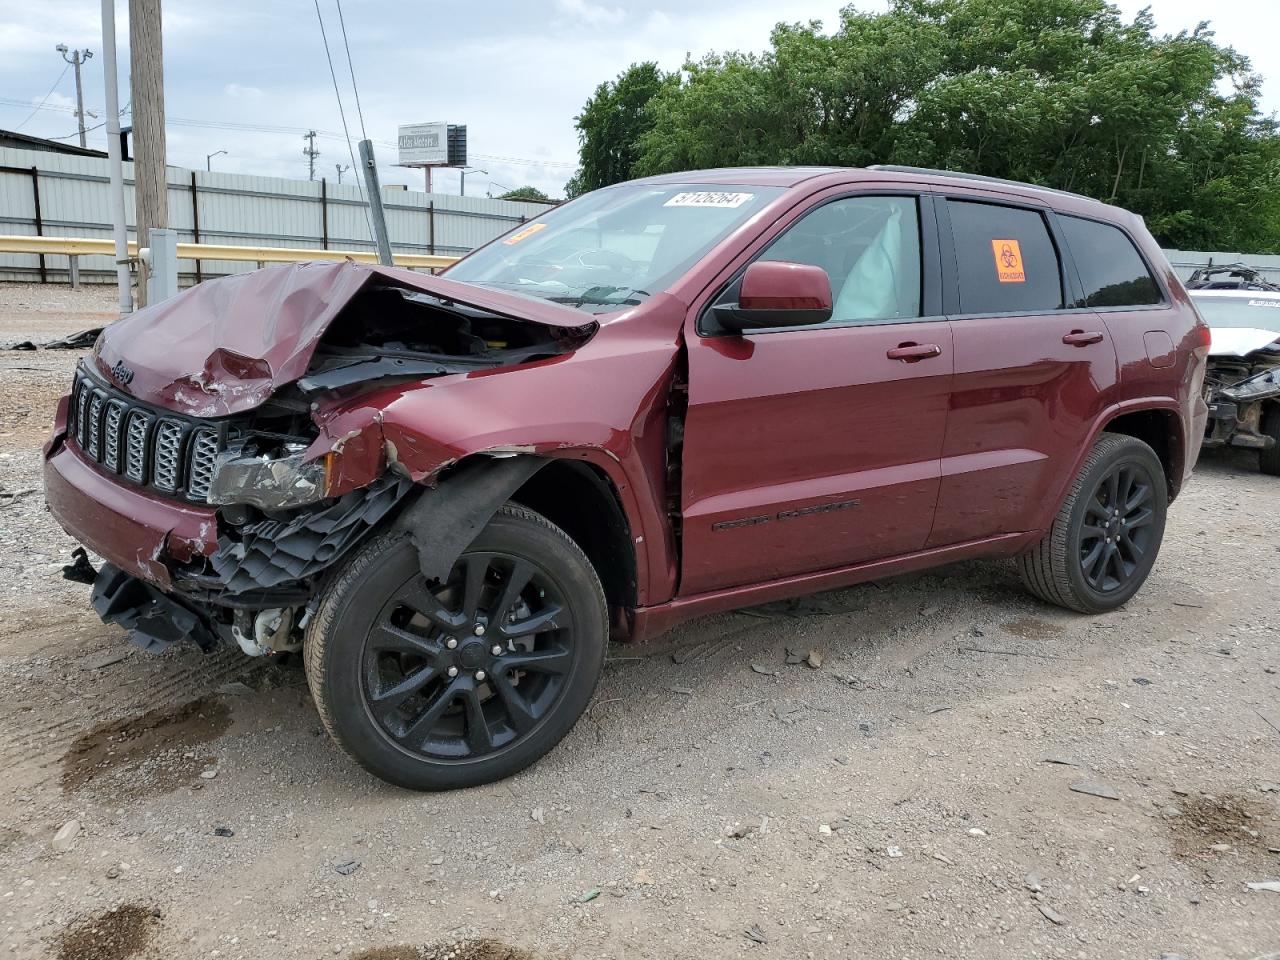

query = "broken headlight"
[206,439,334,511]
[1221,368,1280,403]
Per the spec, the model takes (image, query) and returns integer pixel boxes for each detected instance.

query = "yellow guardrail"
[0,235,461,270]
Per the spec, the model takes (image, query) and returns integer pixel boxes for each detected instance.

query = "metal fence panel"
[0,146,549,283]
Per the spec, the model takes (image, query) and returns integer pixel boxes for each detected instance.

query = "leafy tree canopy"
[498,186,553,202]
[571,0,1280,251]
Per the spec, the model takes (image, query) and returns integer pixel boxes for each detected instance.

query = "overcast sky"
[2,0,1276,198]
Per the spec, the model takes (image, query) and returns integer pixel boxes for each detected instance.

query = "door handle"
[887,342,942,362]
[1063,330,1105,347]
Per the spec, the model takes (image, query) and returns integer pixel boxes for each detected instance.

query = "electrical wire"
[333,0,367,142]
[312,0,373,241]
[13,64,72,130]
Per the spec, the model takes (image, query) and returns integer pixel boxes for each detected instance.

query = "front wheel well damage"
[1101,409,1184,499]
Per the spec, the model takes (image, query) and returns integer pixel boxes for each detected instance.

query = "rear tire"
[1018,433,1167,614]
[1260,404,1280,476]
[304,504,607,790]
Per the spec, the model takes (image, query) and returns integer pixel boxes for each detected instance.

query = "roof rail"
[866,165,1098,203]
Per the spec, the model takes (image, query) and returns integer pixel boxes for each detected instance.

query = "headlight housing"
[207,439,335,510]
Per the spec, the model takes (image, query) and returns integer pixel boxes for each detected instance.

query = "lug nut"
[475,670,487,682]
[446,666,459,678]
[474,624,486,636]
[446,638,458,649]
[491,644,503,656]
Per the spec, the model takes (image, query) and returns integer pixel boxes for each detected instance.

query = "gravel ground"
[1,283,1278,960]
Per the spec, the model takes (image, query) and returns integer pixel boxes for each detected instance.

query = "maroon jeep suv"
[44,166,1209,789]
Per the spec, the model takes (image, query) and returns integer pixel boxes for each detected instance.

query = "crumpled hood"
[1208,326,1280,358]
[92,261,593,418]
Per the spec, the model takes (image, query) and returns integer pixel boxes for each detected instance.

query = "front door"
[679,192,954,596]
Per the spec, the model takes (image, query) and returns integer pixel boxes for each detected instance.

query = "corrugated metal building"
[0,145,553,283]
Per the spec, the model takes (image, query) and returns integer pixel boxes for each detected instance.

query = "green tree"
[573,0,1280,251]
[568,62,674,196]
[497,186,552,203]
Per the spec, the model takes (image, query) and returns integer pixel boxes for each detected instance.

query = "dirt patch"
[0,825,21,852]
[56,904,157,960]
[421,940,537,960]
[1166,792,1279,866]
[61,696,232,797]
[1002,616,1065,640]
[350,948,424,960]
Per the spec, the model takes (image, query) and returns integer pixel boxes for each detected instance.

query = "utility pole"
[99,0,131,315]
[303,130,320,180]
[335,162,349,184]
[56,44,94,149]
[129,0,166,306]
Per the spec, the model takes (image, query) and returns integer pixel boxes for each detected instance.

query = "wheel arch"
[1097,404,1186,501]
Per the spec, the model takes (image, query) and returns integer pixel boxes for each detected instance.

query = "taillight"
[1193,324,1212,350]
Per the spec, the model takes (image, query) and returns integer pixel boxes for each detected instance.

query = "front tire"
[304,504,607,790]
[1260,404,1280,476]
[1018,433,1168,614]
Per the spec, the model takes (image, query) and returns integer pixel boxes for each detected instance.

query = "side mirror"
[715,260,833,332]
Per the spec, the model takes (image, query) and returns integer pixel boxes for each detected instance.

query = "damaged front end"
[1203,342,1280,452]
[48,262,596,657]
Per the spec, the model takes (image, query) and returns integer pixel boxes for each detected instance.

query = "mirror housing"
[715,260,833,332]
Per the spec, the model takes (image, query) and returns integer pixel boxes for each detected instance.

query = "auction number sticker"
[503,222,548,245]
[664,191,754,208]
[991,238,1026,283]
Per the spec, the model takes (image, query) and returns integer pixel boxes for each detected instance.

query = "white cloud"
[556,0,626,26]
[224,83,263,100]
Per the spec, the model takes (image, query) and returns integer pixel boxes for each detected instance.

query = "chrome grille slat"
[124,411,152,483]
[66,367,222,502]
[103,401,125,471]
[151,421,184,492]
[86,391,105,459]
[186,430,219,502]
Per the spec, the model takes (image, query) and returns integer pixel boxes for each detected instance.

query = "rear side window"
[948,201,1063,314]
[1059,215,1162,308]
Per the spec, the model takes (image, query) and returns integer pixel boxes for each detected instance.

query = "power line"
[14,63,71,131]
[333,0,367,141]
[312,0,372,239]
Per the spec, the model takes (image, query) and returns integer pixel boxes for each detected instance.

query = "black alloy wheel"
[306,505,607,790]
[1076,461,1158,595]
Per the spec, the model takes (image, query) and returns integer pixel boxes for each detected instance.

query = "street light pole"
[56,44,94,149]
[459,167,487,197]
[206,149,227,171]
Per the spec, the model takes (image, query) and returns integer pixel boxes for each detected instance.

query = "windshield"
[1193,295,1280,332]
[445,184,783,312]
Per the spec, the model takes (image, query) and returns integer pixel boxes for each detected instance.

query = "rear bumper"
[44,434,218,590]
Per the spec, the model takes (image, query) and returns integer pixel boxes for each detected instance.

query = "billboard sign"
[398,122,448,166]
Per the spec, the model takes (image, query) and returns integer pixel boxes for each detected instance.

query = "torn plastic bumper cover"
[92,564,223,653]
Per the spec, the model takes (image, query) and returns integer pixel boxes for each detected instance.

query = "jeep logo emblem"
[108,359,134,386]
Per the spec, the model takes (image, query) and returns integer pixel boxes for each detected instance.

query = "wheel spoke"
[1124,481,1152,513]
[1125,506,1154,531]
[1105,470,1120,511]
[1084,499,1111,523]
[1104,544,1123,585]
[369,663,440,714]
[368,622,441,659]
[500,603,564,640]
[491,672,538,734]
[401,680,463,745]
[398,584,467,632]
[461,555,489,622]
[502,645,572,674]
[1081,541,1105,583]
[461,685,493,755]
[491,559,534,627]
[1080,524,1106,541]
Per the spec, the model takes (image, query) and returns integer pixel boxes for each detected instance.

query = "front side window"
[948,201,1063,315]
[1059,215,1162,308]
[756,195,922,323]
[445,183,783,313]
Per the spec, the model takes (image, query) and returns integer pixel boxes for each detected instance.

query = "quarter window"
[1059,215,1162,307]
[948,201,1063,314]
[757,195,922,323]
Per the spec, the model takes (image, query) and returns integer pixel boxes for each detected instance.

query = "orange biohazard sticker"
[502,222,547,245]
[991,239,1025,283]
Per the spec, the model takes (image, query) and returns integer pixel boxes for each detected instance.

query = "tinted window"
[949,201,1062,314]
[758,195,922,323]
[1060,215,1162,307]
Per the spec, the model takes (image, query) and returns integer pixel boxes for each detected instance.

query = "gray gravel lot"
[0,283,1277,960]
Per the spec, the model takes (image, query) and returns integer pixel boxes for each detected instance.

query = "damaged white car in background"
[1190,286,1280,475]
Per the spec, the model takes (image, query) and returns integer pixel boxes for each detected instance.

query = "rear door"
[679,189,953,596]
[927,196,1119,547]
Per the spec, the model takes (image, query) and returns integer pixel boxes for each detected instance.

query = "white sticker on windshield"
[1247,299,1280,308]
[664,191,754,208]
